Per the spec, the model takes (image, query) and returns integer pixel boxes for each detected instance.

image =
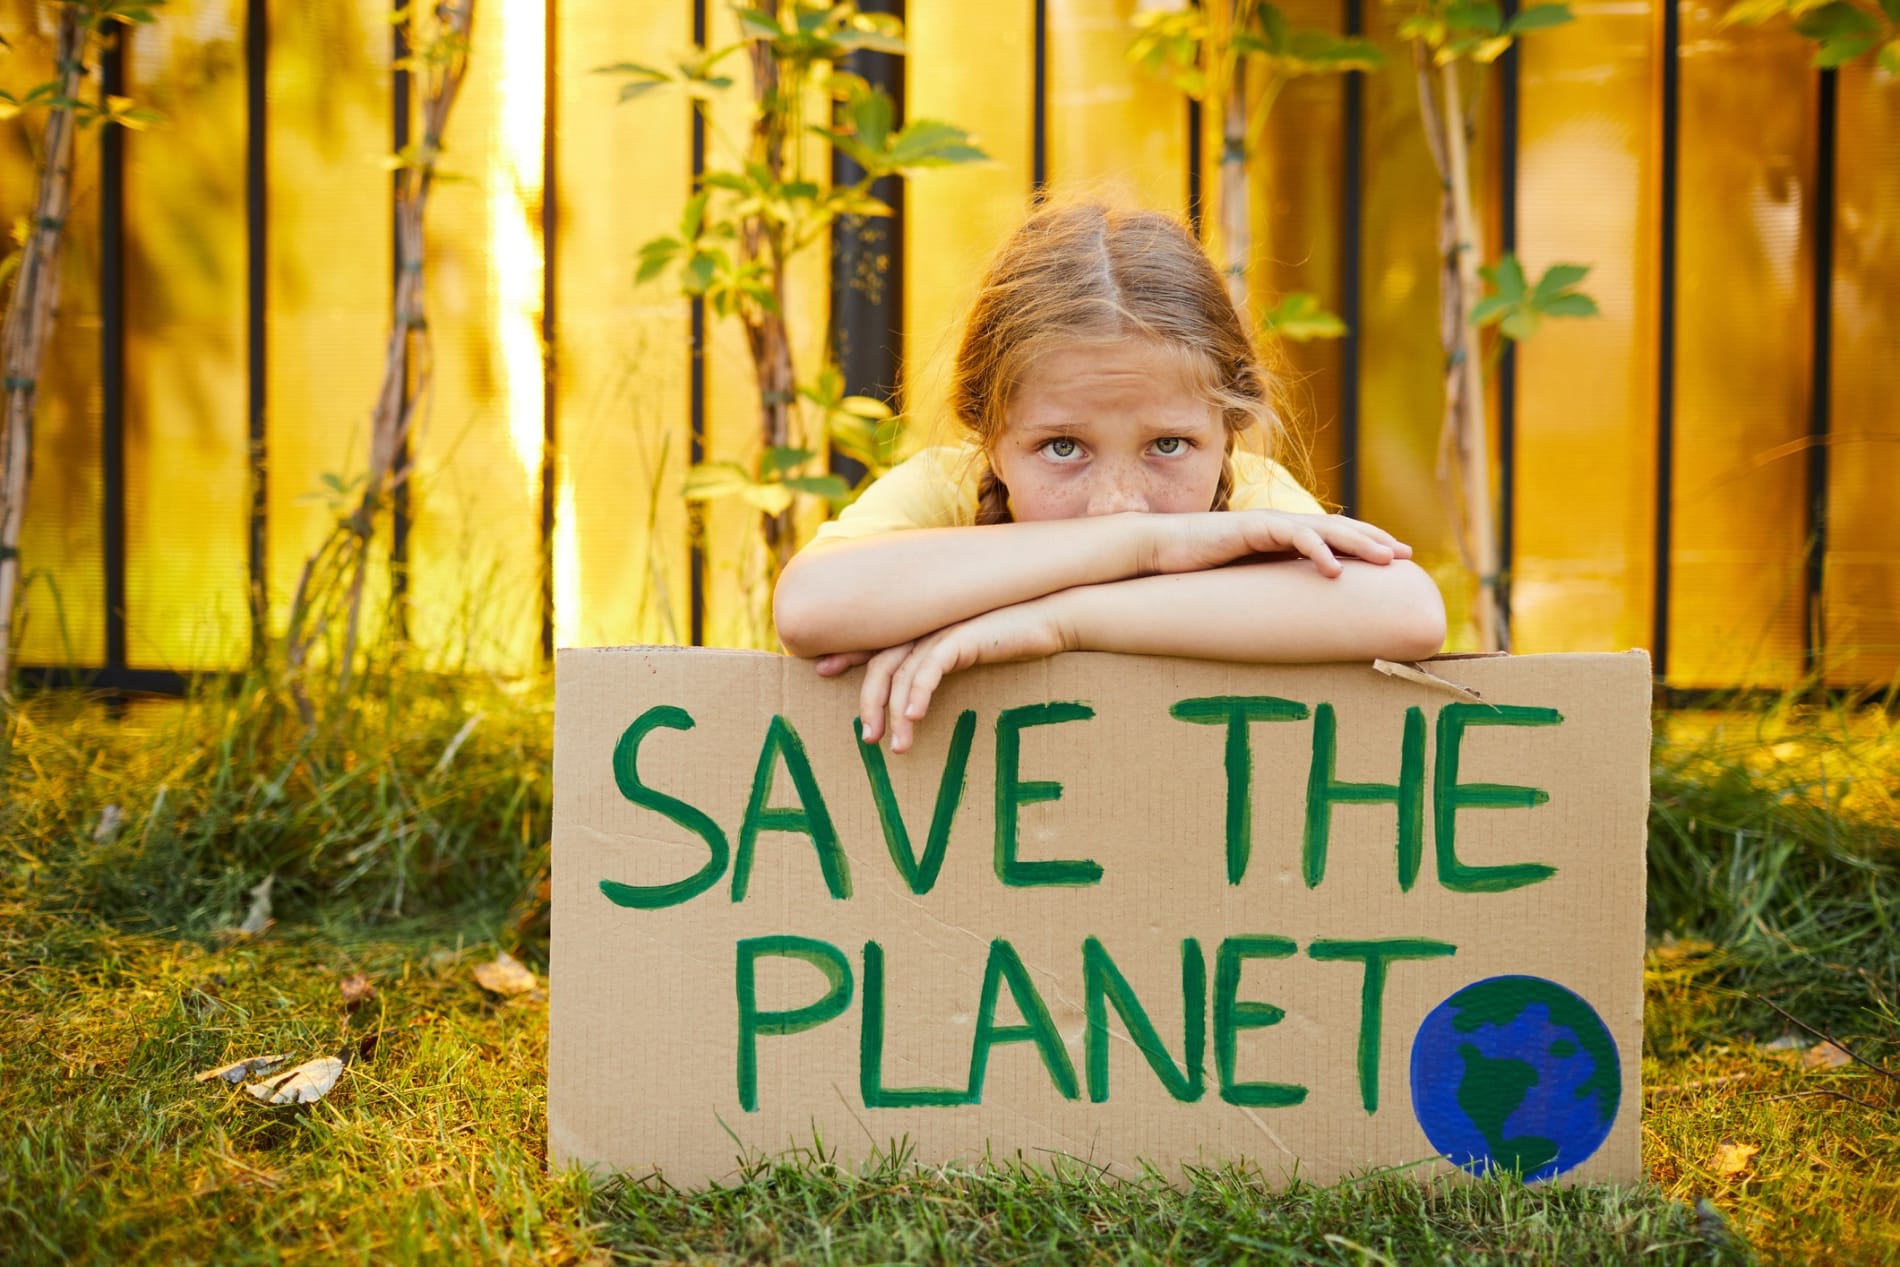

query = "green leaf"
[847,86,896,155]
[1881,36,1900,73]
[760,446,815,478]
[1479,254,1529,301]
[1795,0,1880,65]
[734,7,783,40]
[1473,257,1598,340]
[1472,35,1514,62]
[681,253,716,295]
[832,11,907,56]
[1281,30,1385,72]
[740,483,796,515]
[1722,0,1792,24]
[634,243,680,283]
[682,461,756,503]
[1530,262,1591,303]
[1262,291,1348,341]
[1468,294,1514,327]
[1537,292,1600,318]
[885,119,988,169]
[839,394,893,420]
[1506,3,1575,34]
[1256,3,1292,51]
[1793,0,1884,51]
[1881,0,1900,25]
[802,365,845,408]
[1446,2,1504,34]
[780,474,853,502]
[825,187,895,219]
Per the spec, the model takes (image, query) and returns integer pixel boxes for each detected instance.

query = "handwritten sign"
[549,648,1649,1187]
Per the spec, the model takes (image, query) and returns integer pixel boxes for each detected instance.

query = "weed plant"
[0,658,551,937]
[1,671,1896,1263]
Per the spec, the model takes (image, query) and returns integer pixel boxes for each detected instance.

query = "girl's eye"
[1152,436,1187,455]
[1042,437,1082,461]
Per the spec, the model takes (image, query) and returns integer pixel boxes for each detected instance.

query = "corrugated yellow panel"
[1510,2,1660,657]
[904,0,1034,450]
[1823,60,1900,687]
[263,0,392,645]
[4,0,106,668]
[554,0,690,650]
[1047,0,1186,209]
[1668,15,1812,689]
[408,0,546,671]
[123,2,249,671]
[1250,0,1347,506]
[1357,1,1497,648]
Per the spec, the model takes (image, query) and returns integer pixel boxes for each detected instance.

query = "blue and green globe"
[1408,975,1620,1182]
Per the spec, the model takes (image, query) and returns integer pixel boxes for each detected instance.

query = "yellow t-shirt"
[807,444,1326,548]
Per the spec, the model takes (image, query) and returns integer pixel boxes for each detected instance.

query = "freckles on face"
[991,337,1227,522]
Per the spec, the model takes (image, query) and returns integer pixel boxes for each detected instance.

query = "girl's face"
[990,337,1227,522]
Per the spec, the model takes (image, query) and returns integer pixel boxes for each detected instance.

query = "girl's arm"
[849,558,1446,753]
[773,509,1411,659]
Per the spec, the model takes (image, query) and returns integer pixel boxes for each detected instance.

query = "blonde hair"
[949,200,1293,525]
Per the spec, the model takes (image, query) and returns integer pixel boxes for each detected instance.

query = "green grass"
[2,674,1896,1264]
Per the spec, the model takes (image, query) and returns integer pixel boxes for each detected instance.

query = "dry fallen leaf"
[93,803,125,844]
[339,972,375,1010]
[473,950,537,998]
[1803,1041,1853,1070]
[246,1055,343,1105]
[1711,1141,1761,1178]
[196,1054,289,1085]
[239,874,275,938]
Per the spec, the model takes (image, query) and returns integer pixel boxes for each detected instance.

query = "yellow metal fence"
[2,0,1894,688]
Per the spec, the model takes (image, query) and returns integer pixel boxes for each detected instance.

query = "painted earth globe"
[1408,975,1621,1182]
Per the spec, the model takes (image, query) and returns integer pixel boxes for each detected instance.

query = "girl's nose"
[1086,476,1148,516]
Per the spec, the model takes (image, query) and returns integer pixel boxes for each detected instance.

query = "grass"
[2,671,1896,1264]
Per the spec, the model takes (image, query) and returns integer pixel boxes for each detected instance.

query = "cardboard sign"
[550,648,1649,1187]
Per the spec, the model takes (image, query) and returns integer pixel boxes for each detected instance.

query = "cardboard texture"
[550,648,1650,1187]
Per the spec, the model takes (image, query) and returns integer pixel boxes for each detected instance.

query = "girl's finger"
[1297,528,1343,576]
[903,645,953,725]
[858,644,910,744]
[1339,517,1412,557]
[886,641,933,752]
[815,649,873,677]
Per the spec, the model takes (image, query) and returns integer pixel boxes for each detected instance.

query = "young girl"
[774,201,1445,753]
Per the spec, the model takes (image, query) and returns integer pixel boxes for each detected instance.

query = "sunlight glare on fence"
[496,0,546,509]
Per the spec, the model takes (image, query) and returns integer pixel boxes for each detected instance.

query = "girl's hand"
[1144,510,1411,578]
[817,598,1073,753]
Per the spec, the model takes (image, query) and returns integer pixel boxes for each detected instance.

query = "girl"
[775,201,1445,753]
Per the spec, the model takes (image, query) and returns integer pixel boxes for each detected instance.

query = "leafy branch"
[1401,0,1582,653]
[1131,1,1381,337]
[603,1,985,642]
[1725,0,1900,71]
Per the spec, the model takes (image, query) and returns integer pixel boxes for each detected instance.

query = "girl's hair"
[950,200,1292,526]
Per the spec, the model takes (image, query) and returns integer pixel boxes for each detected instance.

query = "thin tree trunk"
[1217,1,1250,314]
[1416,50,1506,653]
[745,40,796,576]
[285,0,475,714]
[0,10,87,689]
